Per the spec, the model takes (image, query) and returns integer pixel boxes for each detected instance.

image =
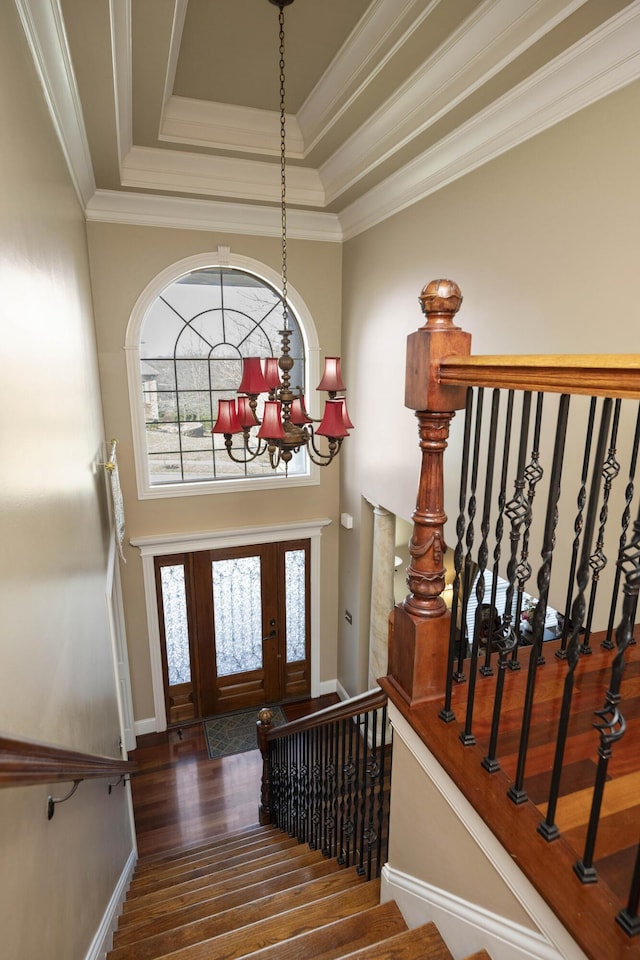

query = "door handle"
[262,629,276,642]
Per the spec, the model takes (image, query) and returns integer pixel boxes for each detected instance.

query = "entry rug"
[203,705,286,760]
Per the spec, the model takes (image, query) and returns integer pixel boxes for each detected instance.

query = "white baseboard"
[134,717,158,737]
[318,678,338,697]
[381,865,575,960]
[335,679,350,701]
[85,848,136,960]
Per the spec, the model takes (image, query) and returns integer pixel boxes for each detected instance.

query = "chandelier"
[212,0,352,473]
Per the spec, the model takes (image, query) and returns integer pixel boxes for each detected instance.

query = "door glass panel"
[159,565,191,685]
[285,549,306,663]
[212,556,263,676]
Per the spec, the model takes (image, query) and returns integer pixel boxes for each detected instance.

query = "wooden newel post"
[257,707,274,825]
[388,279,471,705]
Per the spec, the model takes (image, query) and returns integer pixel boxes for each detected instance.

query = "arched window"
[126,252,320,498]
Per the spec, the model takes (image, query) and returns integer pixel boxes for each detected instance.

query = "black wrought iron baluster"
[482,391,525,774]
[481,391,513,679]
[442,387,474,717]
[363,708,380,881]
[310,726,321,850]
[558,397,597,658]
[604,403,640,651]
[270,740,279,827]
[344,714,356,867]
[537,397,612,837]
[574,499,640,885]
[581,400,621,654]
[327,721,338,859]
[508,393,570,805]
[510,393,544,670]
[336,718,346,863]
[617,840,640,936]
[357,712,369,876]
[375,705,390,877]
[461,390,500,745]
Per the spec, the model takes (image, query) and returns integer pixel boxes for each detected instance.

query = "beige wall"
[339,79,640,696]
[87,224,343,722]
[0,4,134,958]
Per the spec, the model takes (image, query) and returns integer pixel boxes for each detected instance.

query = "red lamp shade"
[263,357,281,391]
[238,357,269,395]
[316,399,349,438]
[289,396,312,425]
[317,357,345,392]
[337,397,354,430]
[237,395,257,428]
[212,399,242,434]
[257,400,286,440]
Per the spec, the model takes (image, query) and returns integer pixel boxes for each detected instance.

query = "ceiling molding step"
[109,0,132,162]
[298,0,437,154]
[162,0,188,110]
[85,189,344,242]
[159,96,305,158]
[120,145,325,206]
[321,0,588,203]
[14,0,95,206]
[340,1,640,240]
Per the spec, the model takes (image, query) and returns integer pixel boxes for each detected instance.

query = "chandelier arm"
[222,433,269,464]
[307,430,343,465]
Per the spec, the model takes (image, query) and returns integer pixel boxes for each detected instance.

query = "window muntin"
[139,267,307,485]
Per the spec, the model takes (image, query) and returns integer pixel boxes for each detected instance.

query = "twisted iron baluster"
[326,721,338,858]
[574,500,640,883]
[538,397,612,837]
[603,402,640,650]
[557,397,597,658]
[342,716,356,867]
[508,394,570,805]
[481,391,514,678]
[510,393,545,670]
[362,709,380,880]
[441,388,474,717]
[375,705,390,878]
[581,400,621,654]
[357,713,369,876]
[461,390,500,746]
[310,726,321,849]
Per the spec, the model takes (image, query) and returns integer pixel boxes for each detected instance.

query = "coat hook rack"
[47,780,81,821]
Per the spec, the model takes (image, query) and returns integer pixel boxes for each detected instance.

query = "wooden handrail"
[260,687,387,743]
[438,354,640,399]
[0,733,135,787]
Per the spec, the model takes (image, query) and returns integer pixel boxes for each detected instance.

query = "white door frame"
[131,519,331,732]
[106,543,136,753]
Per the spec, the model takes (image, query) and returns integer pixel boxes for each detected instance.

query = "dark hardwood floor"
[128,694,339,859]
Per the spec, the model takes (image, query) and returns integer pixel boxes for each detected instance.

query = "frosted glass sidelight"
[212,557,263,676]
[160,565,191,685]
[285,549,306,663]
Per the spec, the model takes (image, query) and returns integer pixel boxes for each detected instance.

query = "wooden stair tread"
[114,859,342,946]
[338,922,453,960]
[135,824,276,871]
[114,881,382,960]
[122,842,315,910]
[132,827,286,879]
[119,847,328,927]
[233,900,407,960]
[107,868,369,960]
[128,835,300,894]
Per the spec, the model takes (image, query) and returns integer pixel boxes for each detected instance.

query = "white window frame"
[126,249,321,499]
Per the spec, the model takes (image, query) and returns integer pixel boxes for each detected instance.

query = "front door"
[154,539,310,723]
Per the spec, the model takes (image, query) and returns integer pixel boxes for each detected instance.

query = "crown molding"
[321,0,587,203]
[162,0,188,111]
[14,0,95,206]
[339,1,640,240]
[85,189,343,242]
[297,0,436,154]
[120,144,325,206]
[109,0,132,161]
[159,96,305,158]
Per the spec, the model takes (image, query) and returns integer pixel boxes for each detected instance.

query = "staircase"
[108,824,491,960]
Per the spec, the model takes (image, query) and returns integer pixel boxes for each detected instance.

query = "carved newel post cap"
[418,279,463,329]
[258,707,273,726]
